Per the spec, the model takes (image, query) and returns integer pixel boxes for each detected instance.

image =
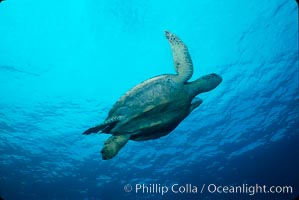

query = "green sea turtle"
[83,31,222,160]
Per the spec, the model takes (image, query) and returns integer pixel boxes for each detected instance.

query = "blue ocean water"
[0,0,298,199]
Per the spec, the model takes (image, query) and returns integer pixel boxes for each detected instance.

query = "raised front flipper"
[165,31,193,83]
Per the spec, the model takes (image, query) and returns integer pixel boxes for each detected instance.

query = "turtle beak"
[212,73,222,85]
[188,73,222,98]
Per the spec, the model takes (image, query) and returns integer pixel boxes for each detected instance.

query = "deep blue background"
[0,0,298,199]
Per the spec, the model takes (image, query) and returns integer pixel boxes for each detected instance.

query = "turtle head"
[188,73,222,98]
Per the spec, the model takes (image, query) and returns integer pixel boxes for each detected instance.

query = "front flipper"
[83,116,121,135]
[101,135,130,160]
[165,31,193,83]
[189,98,203,113]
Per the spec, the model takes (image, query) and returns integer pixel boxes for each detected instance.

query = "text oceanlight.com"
[123,183,293,196]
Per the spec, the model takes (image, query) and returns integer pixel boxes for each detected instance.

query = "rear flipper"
[82,116,121,135]
[101,135,130,160]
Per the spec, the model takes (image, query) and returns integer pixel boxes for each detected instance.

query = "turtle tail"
[83,125,105,135]
[83,116,120,135]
